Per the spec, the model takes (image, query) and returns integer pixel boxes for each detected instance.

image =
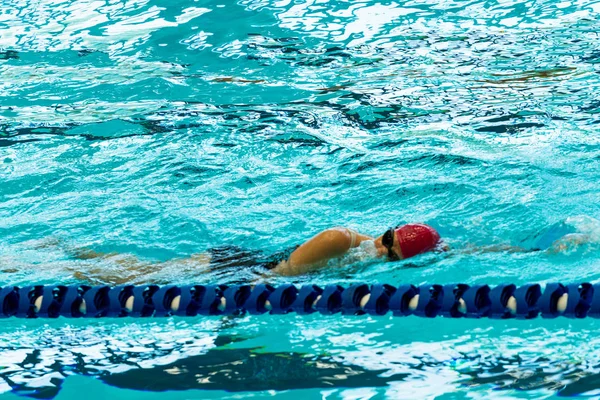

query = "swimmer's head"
[377,223,442,260]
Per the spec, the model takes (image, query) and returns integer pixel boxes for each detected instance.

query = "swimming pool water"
[1,0,600,398]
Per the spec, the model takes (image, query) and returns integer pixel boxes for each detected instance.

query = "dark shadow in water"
[475,122,545,134]
[0,50,19,60]
[0,138,42,147]
[0,126,73,138]
[0,333,405,398]
[101,347,407,392]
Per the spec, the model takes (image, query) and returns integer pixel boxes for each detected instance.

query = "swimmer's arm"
[461,234,591,255]
[459,243,531,254]
[274,227,372,276]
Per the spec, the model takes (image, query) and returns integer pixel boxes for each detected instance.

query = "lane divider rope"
[0,283,591,319]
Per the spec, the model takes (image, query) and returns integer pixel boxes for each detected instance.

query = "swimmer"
[62,223,443,284]
[36,216,598,285]
[270,223,442,276]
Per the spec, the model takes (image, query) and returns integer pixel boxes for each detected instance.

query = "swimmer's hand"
[437,242,451,252]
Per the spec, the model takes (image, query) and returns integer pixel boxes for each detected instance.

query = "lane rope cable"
[0,282,592,319]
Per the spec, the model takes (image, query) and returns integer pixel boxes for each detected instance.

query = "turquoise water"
[2,0,600,397]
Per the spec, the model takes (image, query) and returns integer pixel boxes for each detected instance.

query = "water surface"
[1,0,600,398]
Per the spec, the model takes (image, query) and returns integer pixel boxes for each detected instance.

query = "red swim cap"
[395,224,441,259]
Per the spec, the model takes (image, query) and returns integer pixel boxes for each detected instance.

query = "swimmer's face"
[378,228,403,261]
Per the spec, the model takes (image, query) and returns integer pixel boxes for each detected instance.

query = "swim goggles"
[382,227,400,261]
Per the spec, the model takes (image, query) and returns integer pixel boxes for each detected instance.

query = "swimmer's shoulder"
[339,227,373,247]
